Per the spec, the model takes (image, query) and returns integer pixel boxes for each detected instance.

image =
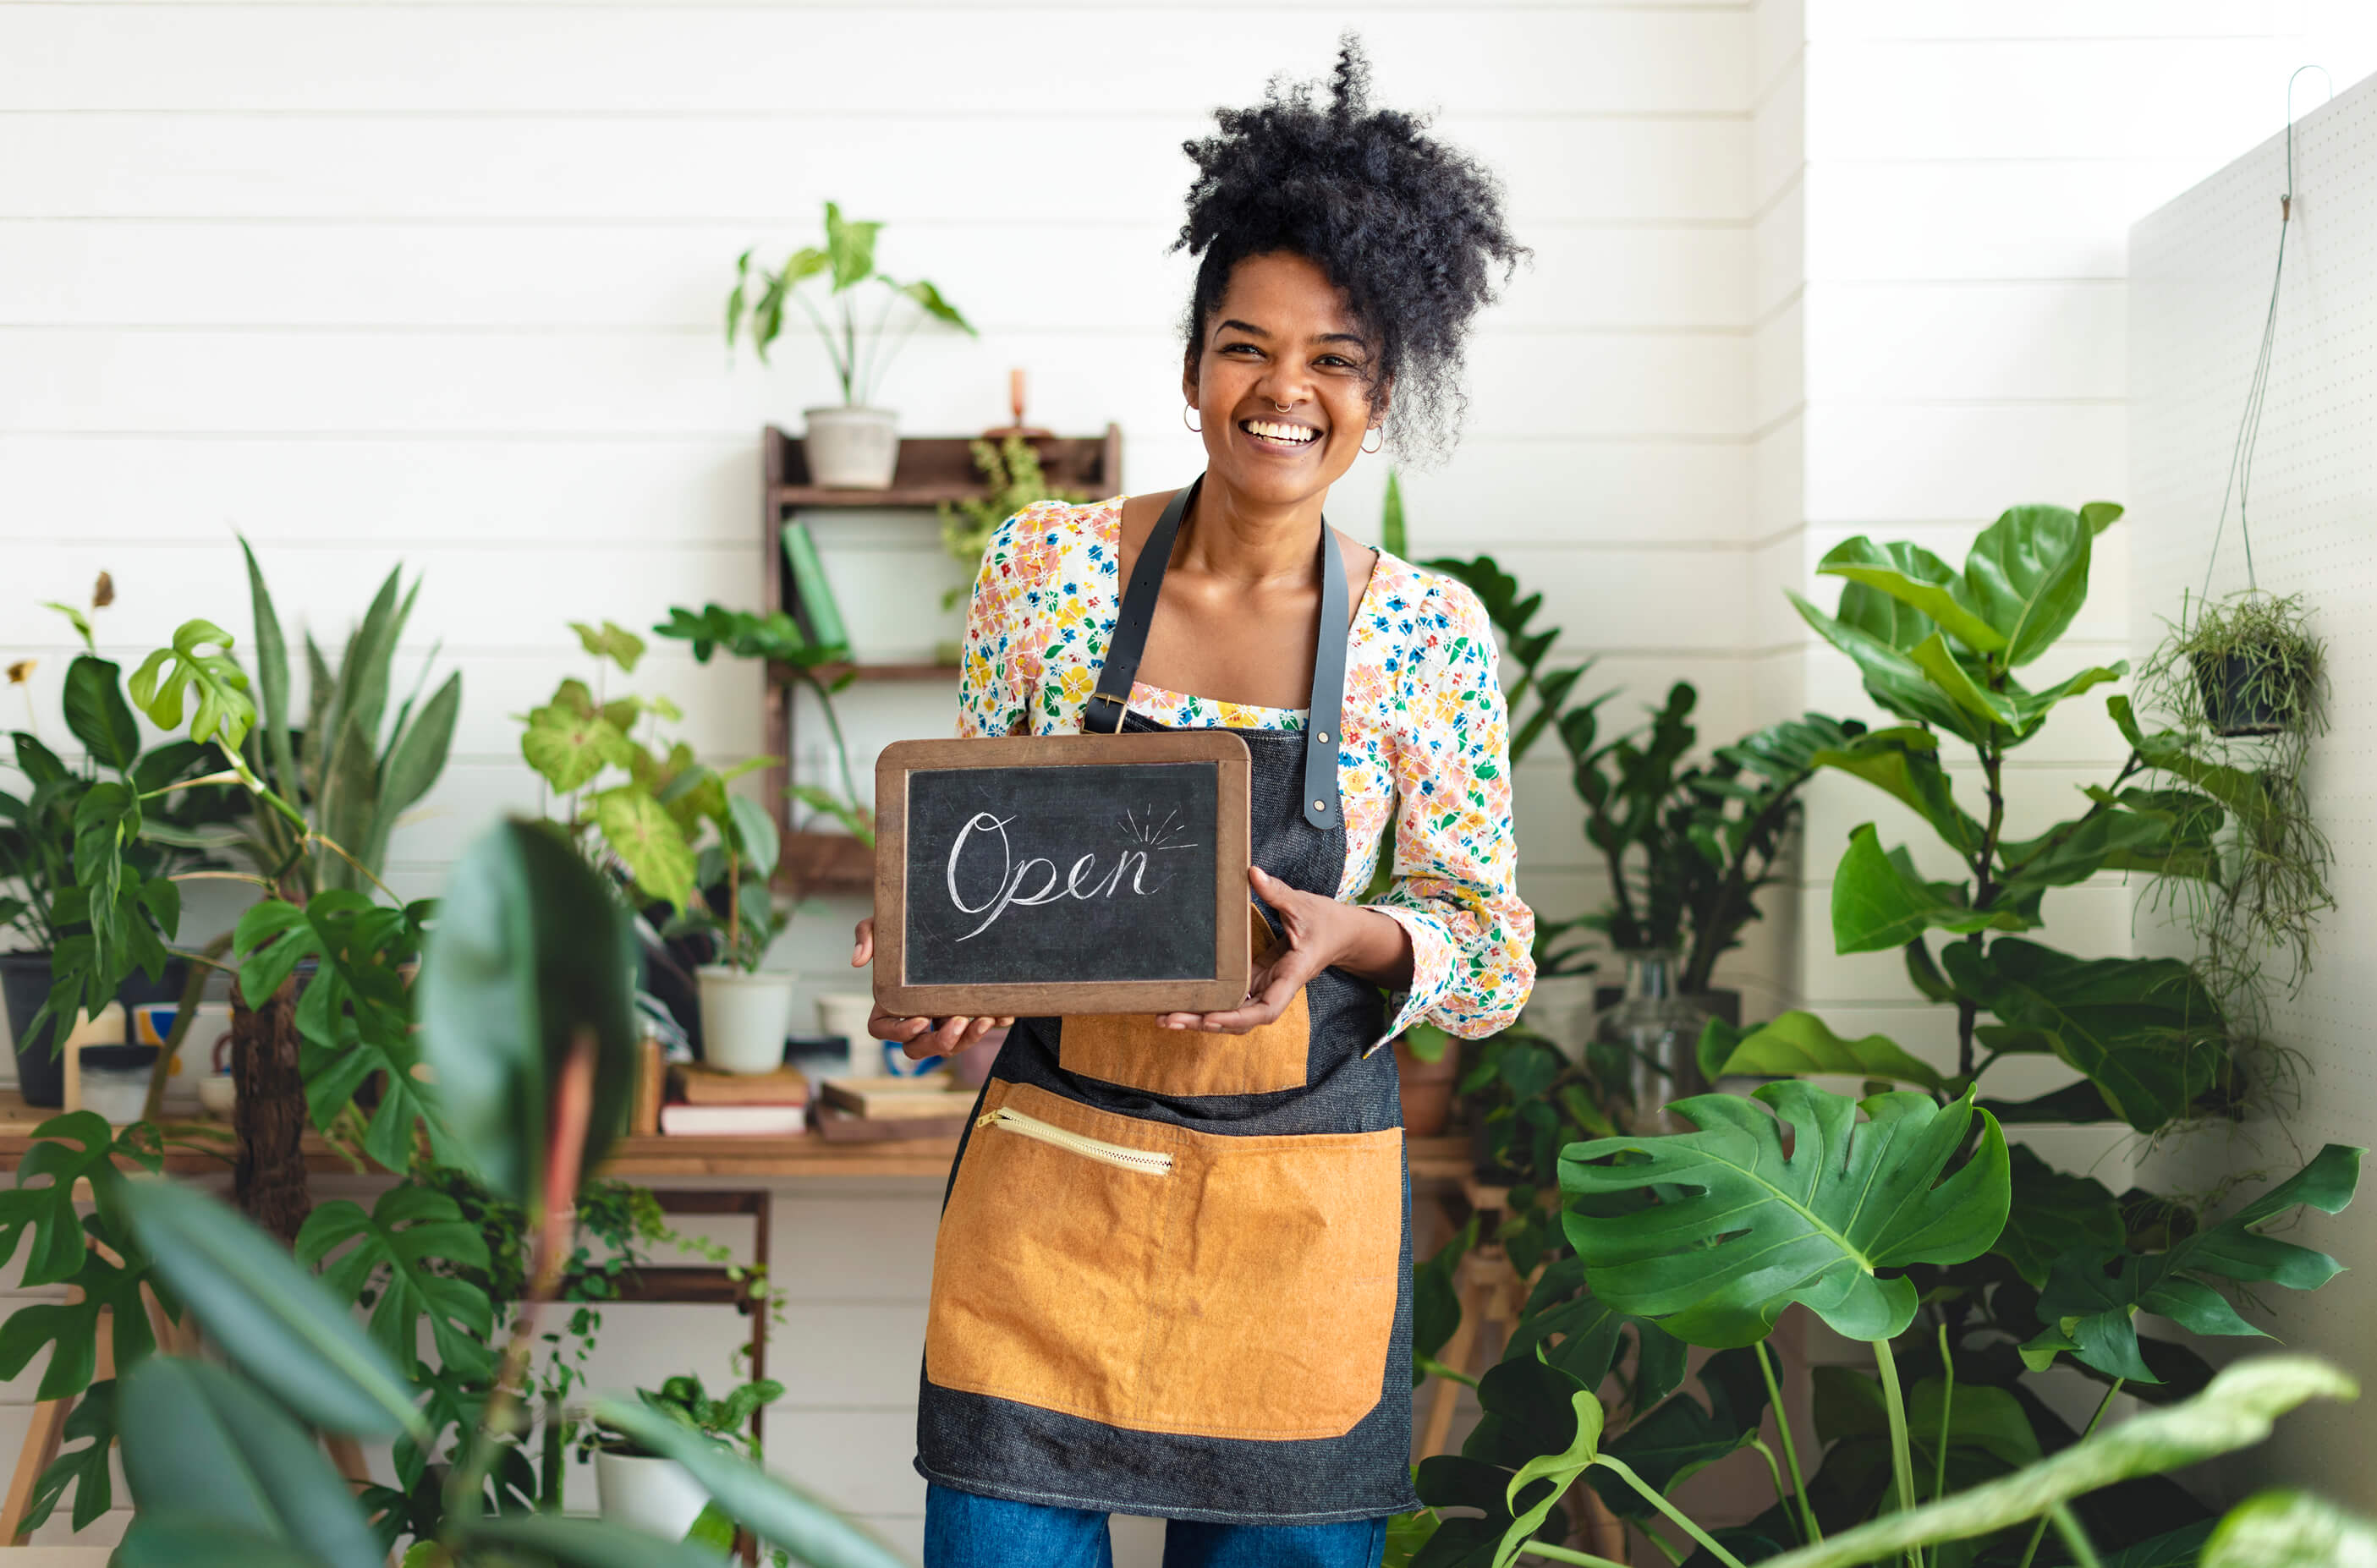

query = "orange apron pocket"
[925,1080,1402,1441]
[1057,899,1309,1097]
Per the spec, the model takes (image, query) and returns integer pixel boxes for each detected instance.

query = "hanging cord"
[2198,65,2334,614]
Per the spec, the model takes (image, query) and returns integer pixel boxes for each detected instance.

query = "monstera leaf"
[2025,1145,2360,1383]
[1413,1356,1606,1568]
[298,1186,496,1383]
[1562,1082,2011,1346]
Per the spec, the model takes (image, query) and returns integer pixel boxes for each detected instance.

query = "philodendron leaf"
[596,1399,909,1568]
[596,783,699,913]
[1706,1010,1946,1090]
[1413,1356,1605,1568]
[1562,1081,2010,1346]
[118,1357,382,1568]
[1991,1144,2124,1290]
[2024,1144,2360,1384]
[569,619,647,674]
[520,702,631,793]
[1961,503,2108,668]
[419,818,639,1209]
[123,1180,422,1439]
[1748,1357,2356,1568]
[2201,1489,2377,1568]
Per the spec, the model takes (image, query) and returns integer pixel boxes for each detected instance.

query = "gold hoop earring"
[1183,404,1203,435]
[1361,426,1384,455]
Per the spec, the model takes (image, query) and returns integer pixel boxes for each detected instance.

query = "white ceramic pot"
[596,1450,715,1546]
[1522,973,1600,1066]
[815,991,882,1078]
[696,966,795,1075]
[802,404,900,489]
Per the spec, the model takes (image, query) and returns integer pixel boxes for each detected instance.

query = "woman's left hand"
[1156,866,1414,1034]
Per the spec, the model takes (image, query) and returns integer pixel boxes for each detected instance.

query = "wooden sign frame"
[872,732,1251,1017]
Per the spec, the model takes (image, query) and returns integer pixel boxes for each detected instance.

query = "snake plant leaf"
[1992,1145,2125,1290]
[1908,633,2019,730]
[124,1181,420,1439]
[2202,1489,2377,1568]
[1584,1349,1768,1519]
[239,536,304,809]
[596,783,698,912]
[129,620,256,749]
[596,1399,910,1568]
[1959,504,2105,667]
[1749,1357,2356,1568]
[298,1186,495,1383]
[118,1357,382,1568]
[1812,725,1984,857]
[1818,539,2008,655]
[1973,940,2227,1135]
[1833,825,2028,953]
[452,1512,734,1568]
[2025,1145,2359,1384]
[420,818,638,1209]
[1565,1082,2011,1346]
[62,655,141,775]
[1704,1010,1946,1090]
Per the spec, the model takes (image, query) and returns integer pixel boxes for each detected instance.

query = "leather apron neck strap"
[1084,477,1349,831]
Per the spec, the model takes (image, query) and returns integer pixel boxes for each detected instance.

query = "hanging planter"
[2175,592,2323,738]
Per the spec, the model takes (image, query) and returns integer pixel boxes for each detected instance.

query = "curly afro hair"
[1173,36,1525,468]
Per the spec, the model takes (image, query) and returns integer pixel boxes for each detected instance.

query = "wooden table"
[0,1089,1478,1185]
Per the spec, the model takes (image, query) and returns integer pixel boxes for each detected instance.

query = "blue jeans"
[924,1483,1389,1568]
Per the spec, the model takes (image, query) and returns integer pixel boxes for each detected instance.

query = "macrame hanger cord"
[2201,64,2333,616]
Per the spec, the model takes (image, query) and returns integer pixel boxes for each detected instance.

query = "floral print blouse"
[955,496,1534,1044]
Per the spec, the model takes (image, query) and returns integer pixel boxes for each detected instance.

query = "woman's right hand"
[853,917,1013,1060]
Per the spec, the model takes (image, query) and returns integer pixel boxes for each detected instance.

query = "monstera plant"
[1403,504,2366,1568]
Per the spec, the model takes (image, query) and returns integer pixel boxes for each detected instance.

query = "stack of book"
[812,1075,978,1142]
[659,1064,810,1137]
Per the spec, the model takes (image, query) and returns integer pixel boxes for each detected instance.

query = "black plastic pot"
[2,951,64,1107]
[2191,647,2306,737]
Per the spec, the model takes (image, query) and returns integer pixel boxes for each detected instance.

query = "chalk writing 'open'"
[946,811,1192,941]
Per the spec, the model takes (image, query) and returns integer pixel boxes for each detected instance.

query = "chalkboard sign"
[871,733,1252,1017]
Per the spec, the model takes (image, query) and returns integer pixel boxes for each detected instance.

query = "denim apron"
[914,479,1418,1525]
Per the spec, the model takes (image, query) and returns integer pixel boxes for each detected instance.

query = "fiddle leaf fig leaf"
[1978,939,2228,1134]
[1819,537,1963,652]
[1962,503,2104,667]
[1992,1144,2125,1289]
[2025,1145,2359,1384]
[1709,1011,1946,1090]
[1817,540,2008,656]
[1812,726,1984,858]
[1908,633,2018,730]
[1790,590,1989,743]
[1562,1081,2010,1346]
[1832,825,2027,953]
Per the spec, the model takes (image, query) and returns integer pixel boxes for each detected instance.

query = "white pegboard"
[2128,68,2377,1507]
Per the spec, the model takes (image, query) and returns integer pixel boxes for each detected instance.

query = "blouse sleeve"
[954,510,1041,739]
[1365,574,1536,1043]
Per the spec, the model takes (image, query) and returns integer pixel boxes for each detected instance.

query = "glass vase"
[1589,949,1712,1133]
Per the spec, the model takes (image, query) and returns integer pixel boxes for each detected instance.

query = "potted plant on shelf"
[669,795,794,1076]
[727,200,976,491]
[585,1373,785,1547]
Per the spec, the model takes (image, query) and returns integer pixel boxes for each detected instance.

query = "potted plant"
[586,1373,785,1545]
[671,797,795,1075]
[2152,588,2324,738]
[727,201,975,490]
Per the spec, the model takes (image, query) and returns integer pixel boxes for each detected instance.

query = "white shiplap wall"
[0,2,1760,1554]
[2128,68,2377,1514]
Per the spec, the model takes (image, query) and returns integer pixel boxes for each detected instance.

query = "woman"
[850,42,1533,1567]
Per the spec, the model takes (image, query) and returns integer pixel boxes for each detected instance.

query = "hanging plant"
[2144,589,2324,739]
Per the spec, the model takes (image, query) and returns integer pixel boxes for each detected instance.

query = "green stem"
[1518,1545,1631,1568]
[1595,1455,1749,1568]
[1748,1438,1797,1543]
[1873,1340,1922,1568]
[2048,1505,2105,1568]
[1756,1340,1821,1545]
[1413,1354,1478,1390]
[1934,1324,1954,1505]
[2013,1380,2121,1568]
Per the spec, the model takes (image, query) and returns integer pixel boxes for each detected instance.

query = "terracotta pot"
[1395,1036,1457,1136]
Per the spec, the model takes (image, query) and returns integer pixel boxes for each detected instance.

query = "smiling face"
[1183,250,1385,510]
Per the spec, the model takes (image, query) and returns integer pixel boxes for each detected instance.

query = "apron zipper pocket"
[976,1105,1175,1176]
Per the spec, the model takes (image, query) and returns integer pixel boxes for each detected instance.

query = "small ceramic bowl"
[197,1075,237,1118]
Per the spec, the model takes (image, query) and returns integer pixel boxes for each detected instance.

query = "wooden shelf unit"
[760,423,1123,895]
